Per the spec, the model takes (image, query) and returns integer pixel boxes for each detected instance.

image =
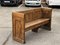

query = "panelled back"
[24,10,33,23]
[32,8,42,20]
[24,9,42,23]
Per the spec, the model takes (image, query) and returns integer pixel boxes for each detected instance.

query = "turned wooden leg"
[32,27,39,32]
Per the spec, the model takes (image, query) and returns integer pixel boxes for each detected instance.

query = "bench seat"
[25,18,49,31]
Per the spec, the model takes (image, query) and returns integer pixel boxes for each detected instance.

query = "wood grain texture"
[12,8,52,43]
[25,18,49,31]
[12,12,25,43]
[41,8,52,30]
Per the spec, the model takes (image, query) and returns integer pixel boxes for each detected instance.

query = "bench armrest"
[12,12,25,43]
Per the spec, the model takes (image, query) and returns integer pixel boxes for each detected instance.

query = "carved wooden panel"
[25,11,33,23]
[24,9,42,23]
[32,8,42,20]
[41,8,52,18]
[12,15,25,43]
[15,19,22,39]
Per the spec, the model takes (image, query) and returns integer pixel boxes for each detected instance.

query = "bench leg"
[41,21,51,31]
[13,24,25,44]
[32,27,39,32]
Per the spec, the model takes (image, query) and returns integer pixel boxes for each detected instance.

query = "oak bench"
[12,7,52,43]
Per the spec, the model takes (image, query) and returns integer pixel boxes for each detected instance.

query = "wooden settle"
[12,7,52,43]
